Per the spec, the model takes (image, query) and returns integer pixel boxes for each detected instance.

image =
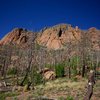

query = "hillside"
[0,23,100,100]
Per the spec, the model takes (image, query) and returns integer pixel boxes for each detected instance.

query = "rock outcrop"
[40,68,56,80]
[0,24,100,50]
[0,28,35,48]
[37,24,81,50]
[87,27,100,51]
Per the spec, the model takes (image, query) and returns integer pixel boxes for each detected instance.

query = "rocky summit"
[0,23,100,50]
[37,24,81,50]
[0,28,34,48]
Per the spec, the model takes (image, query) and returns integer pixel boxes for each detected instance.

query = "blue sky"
[0,0,100,39]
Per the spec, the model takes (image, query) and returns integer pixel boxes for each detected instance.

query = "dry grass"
[34,77,87,99]
[4,77,97,100]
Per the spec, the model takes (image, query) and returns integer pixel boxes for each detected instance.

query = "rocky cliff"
[0,28,35,48]
[36,24,81,50]
[0,24,100,50]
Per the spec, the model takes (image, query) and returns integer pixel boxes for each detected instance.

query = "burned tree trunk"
[82,64,85,77]
[68,66,71,78]
[20,56,32,86]
[84,70,95,100]
[68,59,71,78]
[20,32,37,86]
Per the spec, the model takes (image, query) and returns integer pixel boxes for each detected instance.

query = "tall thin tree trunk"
[82,64,85,77]
[20,57,32,86]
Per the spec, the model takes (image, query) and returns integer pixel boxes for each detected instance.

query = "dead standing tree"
[20,32,37,86]
[67,41,73,78]
[80,31,91,77]
[84,70,95,100]
[0,44,12,79]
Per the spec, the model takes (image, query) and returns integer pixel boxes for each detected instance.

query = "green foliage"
[58,96,65,100]
[7,67,17,75]
[71,77,78,82]
[86,56,95,70]
[34,72,43,85]
[0,92,19,100]
[71,69,77,76]
[45,63,54,69]
[23,77,30,85]
[69,56,80,76]
[30,68,43,85]
[0,93,6,100]
[66,96,74,100]
[70,56,80,67]
[55,63,65,78]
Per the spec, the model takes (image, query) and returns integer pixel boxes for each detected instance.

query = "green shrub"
[70,56,80,67]
[23,77,30,85]
[72,69,77,76]
[66,96,73,100]
[69,56,80,76]
[34,72,43,85]
[7,68,17,75]
[30,69,43,85]
[71,77,78,82]
[58,96,65,100]
[55,63,65,78]
[0,92,19,100]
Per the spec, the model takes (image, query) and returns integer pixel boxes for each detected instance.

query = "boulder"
[43,70,56,80]
[40,68,56,80]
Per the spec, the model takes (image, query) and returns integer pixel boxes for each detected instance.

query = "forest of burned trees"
[0,31,100,86]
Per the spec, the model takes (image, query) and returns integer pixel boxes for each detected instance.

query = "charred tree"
[84,70,95,100]
[20,32,37,86]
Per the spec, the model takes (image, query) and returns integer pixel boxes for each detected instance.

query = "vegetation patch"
[0,92,19,100]
[55,63,65,78]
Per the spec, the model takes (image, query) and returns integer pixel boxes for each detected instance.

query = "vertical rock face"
[0,23,100,50]
[36,24,81,50]
[0,28,23,45]
[0,28,35,47]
